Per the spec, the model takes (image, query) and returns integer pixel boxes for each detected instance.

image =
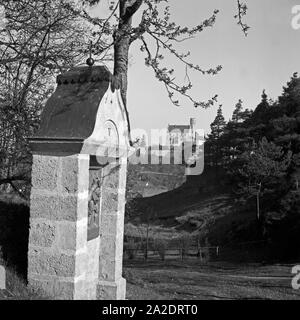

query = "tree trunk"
[256,190,260,221]
[112,1,144,144]
[113,3,133,141]
[113,24,131,107]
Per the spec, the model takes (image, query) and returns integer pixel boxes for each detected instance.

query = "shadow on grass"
[0,197,29,280]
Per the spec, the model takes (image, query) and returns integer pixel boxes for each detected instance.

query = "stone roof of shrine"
[30,65,128,154]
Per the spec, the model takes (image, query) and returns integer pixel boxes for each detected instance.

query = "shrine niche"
[87,166,102,241]
[27,65,129,300]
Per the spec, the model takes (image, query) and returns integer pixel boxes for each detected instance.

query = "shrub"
[124,239,138,260]
[153,239,167,261]
[179,234,192,260]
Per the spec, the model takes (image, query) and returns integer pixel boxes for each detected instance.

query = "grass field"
[124,260,300,300]
[1,260,299,300]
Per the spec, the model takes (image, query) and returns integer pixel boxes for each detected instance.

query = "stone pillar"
[28,153,90,300]
[97,158,127,300]
[0,266,5,290]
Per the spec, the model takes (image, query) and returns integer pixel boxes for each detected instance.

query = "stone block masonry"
[0,265,5,290]
[28,154,91,299]
[96,160,127,300]
[28,154,128,300]
[0,245,6,290]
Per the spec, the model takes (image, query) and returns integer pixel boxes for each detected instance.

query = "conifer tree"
[209,105,227,141]
[272,73,300,201]
[232,99,243,123]
[207,105,227,167]
[239,137,292,228]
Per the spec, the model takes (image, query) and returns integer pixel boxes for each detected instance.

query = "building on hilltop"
[131,117,203,170]
[168,118,196,146]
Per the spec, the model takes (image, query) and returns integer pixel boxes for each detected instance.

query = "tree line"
[205,73,300,254]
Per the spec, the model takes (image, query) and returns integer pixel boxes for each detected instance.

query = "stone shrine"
[27,65,129,300]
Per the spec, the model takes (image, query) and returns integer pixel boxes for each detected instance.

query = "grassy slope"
[126,165,246,247]
[0,195,49,299]
[125,165,299,262]
[0,195,29,276]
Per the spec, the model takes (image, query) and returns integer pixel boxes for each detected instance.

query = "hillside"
[125,165,234,242]
[125,165,300,262]
[126,163,186,197]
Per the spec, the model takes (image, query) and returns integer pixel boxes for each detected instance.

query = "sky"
[93,0,300,138]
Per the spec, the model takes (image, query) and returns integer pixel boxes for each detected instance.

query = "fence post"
[199,246,202,262]
[144,219,151,260]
